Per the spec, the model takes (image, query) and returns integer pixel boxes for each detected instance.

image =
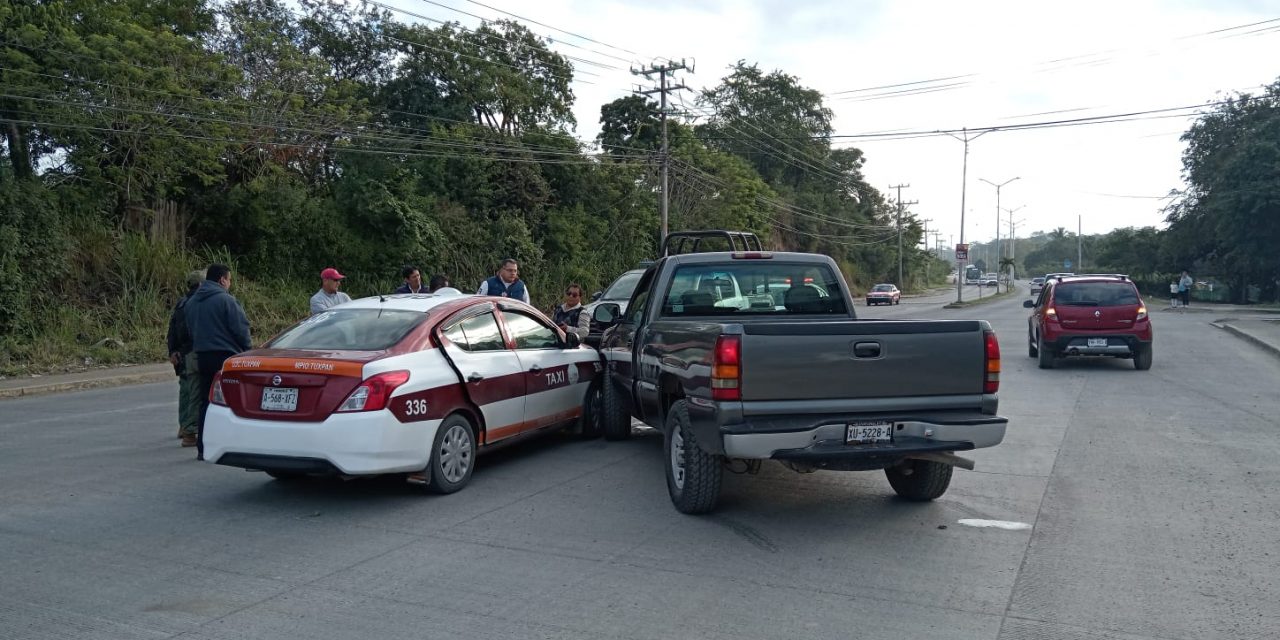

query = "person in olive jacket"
[165,269,205,447]
[184,264,252,460]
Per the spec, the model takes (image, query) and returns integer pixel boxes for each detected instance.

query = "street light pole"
[945,128,993,304]
[979,176,1020,290]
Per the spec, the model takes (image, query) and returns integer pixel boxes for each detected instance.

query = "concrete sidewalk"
[1213,316,1280,360]
[0,363,174,399]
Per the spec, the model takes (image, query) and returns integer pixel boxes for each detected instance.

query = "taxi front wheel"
[428,414,476,494]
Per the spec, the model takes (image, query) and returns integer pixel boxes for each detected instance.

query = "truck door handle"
[467,372,485,383]
[853,342,882,358]
[528,365,542,374]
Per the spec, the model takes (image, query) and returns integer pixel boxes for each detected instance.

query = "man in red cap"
[310,267,352,315]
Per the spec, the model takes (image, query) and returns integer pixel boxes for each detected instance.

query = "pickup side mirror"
[563,331,581,349]
[591,291,603,302]
[1023,300,1035,308]
[593,303,621,325]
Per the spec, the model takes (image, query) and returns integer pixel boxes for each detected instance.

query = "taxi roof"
[338,290,478,313]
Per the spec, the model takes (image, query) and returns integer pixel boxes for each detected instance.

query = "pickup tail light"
[210,371,226,406]
[711,335,742,401]
[983,330,1001,394]
[1136,305,1148,321]
[730,252,773,259]
[337,370,410,413]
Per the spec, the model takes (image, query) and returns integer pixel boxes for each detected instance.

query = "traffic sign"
[955,244,968,261]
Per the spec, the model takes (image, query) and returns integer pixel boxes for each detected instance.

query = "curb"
[0,369,174,400]
[1215,323,1280,360]
[943,288,1018,309]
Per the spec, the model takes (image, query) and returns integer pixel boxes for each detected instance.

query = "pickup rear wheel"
[886,459,952,501]
[601,365,631,441]
[664,400,722,514]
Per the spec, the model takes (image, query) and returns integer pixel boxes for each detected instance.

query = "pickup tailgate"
[738,320,985,400]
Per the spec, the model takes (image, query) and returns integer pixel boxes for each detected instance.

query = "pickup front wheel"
[664,400,723,514]
[601,365,631,441]
[886,458,952,501]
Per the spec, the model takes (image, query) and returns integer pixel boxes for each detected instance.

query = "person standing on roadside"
[166,269,205,447]
[1178,270,1193,308]
[185,264,252,460]
[394,266,427,294]
[310,267,351,315]
[552,283,588,340]
[427,274,450,293]
[477,258,530,303]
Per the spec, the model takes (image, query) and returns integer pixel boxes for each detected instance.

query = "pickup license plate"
[261,387,298,412]
[1087,338,1108,348]
[846,421,893,444]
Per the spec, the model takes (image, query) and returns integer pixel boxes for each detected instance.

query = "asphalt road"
[3,286,1278,640]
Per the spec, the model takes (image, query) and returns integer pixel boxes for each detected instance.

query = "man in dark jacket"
[165,269,205,447]
[185,264,252,460]
[477,258,530,303]
[394,265,427,294]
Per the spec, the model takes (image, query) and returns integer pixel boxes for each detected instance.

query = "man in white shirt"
[310,267,352,315]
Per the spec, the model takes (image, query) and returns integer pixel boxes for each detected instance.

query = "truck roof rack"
[661,230,764,256]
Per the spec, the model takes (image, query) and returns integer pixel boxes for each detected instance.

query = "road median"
[943,286,1018,309]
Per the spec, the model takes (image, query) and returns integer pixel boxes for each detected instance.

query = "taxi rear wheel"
[428,414,476,494]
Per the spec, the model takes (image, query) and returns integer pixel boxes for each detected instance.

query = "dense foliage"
[0,0,945,374]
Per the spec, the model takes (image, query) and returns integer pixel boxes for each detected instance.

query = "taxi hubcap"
[439,424,472,483]
[670,428,685,491]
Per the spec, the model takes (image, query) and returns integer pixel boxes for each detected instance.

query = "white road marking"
[957,518,1033,531]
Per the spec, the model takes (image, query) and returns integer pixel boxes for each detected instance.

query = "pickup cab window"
[660,263,848,316]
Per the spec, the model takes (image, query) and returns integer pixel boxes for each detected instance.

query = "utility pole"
[633,59,691,253]
[1002,206,1025,289]
[1077,214,1083,273]
[944,128,993,303]
[920,218,934,285]
[890,184,916,288]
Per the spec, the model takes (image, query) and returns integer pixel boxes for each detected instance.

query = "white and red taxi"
[203,291,603,493]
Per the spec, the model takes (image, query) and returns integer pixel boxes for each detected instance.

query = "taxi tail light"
[210,371,227,406]
[337,370,410,412]
[983,330,1001,395]
[711,335,741,401]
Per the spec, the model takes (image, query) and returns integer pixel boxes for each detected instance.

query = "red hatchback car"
[1024,275,1153,370]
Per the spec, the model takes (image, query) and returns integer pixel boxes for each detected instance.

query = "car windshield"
[872,285,895,292]
[1055,282,1140,307]
[603,271,644,300]
[661,263,848,316]
[268,309,425,350]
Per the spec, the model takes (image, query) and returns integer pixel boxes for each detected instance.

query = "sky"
[378,0,1279,248]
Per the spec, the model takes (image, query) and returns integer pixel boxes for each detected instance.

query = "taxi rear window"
[268,309,425,350]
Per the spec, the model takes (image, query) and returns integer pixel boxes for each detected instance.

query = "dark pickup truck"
[593,231,1008,514]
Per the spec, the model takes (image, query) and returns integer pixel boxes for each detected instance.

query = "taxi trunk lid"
[220,349,384,421]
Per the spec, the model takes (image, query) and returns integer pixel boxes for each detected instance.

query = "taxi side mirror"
[593,303,621,325]
[1023,300,1034,308]
[563,331,581,349]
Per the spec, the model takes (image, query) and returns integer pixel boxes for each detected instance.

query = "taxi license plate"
[846,421,893,444]
[261,387,298,412]
[1088,338,1108,348]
